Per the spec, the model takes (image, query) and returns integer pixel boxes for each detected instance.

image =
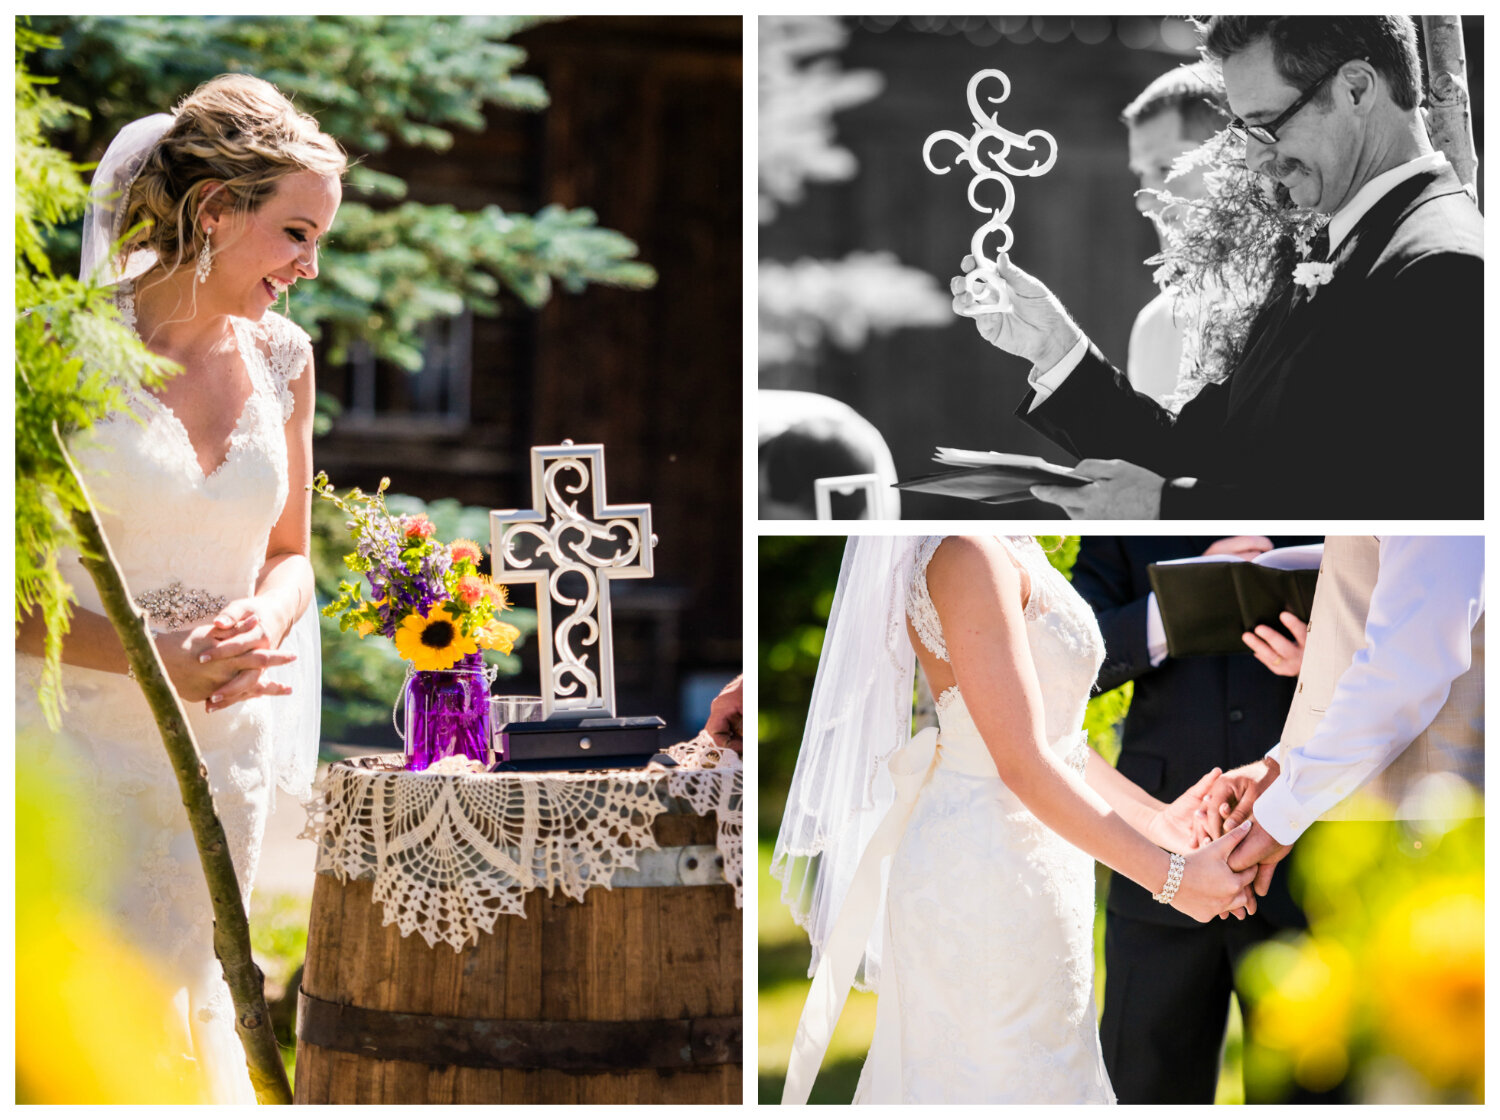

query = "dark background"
[760,15,1484,518]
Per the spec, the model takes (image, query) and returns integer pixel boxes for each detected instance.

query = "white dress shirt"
[1026,151,1451,410]
[1254,537,1484,845]
[1125,288,1186,406]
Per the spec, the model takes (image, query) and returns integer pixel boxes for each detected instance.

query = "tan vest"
[1280,536,1484,820]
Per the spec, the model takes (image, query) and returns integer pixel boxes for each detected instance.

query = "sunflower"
[393,605,478,671]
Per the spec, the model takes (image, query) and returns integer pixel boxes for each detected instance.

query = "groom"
[961,17,1482,519]
[1208,537,1483,891]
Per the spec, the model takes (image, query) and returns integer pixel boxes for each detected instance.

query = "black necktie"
[1305,223,1332,264]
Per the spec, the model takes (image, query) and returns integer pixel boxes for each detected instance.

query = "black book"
[1147,545,1322,658]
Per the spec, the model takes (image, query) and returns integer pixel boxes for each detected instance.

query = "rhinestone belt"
[135,581,229,632]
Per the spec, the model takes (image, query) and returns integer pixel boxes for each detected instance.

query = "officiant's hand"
[951,253,1082,372]
[1203,536,1274,561]
[703,674,743,754]
[1031,459,1164,519]
[1242,612,1308,677]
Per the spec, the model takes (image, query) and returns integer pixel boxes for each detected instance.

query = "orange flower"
[474,617,522,656]
[402,514,435,540]
[482,580,512,611]
[449,539,484,565]
[455,574,486,607]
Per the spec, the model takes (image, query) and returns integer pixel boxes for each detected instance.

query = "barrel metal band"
[297,990,742,1071]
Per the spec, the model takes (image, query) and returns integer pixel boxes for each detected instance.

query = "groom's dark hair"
[1198,16,1423,112]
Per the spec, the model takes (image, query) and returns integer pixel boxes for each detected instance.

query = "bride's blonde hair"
[116,74,346,277]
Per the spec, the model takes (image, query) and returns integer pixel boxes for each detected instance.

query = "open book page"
[1152,543,1324,570]
[932,447,1082,481]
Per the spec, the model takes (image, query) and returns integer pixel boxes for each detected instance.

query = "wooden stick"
[1421,16,1478,193]
[56,424,294,1105]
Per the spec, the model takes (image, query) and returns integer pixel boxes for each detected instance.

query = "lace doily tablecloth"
[301,736,742,951]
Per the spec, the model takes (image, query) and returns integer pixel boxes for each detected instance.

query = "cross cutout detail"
[490,442,655,719]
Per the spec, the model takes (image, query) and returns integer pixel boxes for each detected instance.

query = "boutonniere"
[1292,260,1336,296]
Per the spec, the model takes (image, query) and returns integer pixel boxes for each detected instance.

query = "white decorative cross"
[490,442,655,720]
[923,69,1058,315]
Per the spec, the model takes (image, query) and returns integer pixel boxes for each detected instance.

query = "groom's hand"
[1031,459,1164,518]
[1227,819,1291,912]
[1195,757,1279,841]
[950,253,1082,371]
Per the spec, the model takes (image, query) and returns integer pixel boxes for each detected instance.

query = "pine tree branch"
[53,423,294,1105]
[1421,16,1478,193]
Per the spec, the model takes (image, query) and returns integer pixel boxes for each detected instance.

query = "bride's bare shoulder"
[926,536,1024,607]
[930,536,1026,590]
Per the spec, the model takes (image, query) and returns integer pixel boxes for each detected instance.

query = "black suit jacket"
[1020,166,1482,518]
[1072,537,1308,929]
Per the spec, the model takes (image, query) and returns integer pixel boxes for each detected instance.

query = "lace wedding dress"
[16,283,314,1103]
[782,536,1115,1104]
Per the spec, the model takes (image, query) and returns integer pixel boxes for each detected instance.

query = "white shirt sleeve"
[1145,591,1168,667]
[1025,334,1090,411]
[1254,537,1484,845]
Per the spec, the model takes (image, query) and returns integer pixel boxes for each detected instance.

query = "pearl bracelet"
[1153,852,1185,905]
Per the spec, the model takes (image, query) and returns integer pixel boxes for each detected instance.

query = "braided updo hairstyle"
[117,73,346,275]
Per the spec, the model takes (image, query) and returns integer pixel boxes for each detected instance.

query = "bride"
[16,75,344,1101]
[773,536,1256,1104]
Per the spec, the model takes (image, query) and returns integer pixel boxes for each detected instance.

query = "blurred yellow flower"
[1368,881,1484,1095]
[1243,936,1355,1092]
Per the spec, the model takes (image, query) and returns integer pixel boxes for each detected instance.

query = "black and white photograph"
[758,16,1483,519]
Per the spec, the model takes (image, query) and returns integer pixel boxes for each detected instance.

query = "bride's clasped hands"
[156,599,299,712]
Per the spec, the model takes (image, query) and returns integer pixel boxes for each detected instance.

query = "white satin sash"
[782,725,944,1104]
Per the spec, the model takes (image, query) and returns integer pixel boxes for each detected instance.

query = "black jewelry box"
[489,714,668,772]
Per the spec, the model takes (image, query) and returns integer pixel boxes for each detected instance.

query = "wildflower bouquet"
[313,474,522,770]
[313,473,520,671]
[1144,129,1327,410]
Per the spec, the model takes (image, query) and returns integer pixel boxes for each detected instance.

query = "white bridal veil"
[770,535,926,991]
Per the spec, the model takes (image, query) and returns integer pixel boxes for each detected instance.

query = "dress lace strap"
[255,311,312,424]
[905,536,948,662]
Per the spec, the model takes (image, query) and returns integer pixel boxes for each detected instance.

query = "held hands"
[950,253,1081,371]
[1148,766,1223,854]
[1192,758,1280,843]
[1169,819,1258,923]
[155,597,297,713]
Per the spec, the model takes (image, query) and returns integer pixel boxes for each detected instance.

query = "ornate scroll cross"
[490,442,655,720]
[923,68,1058,315]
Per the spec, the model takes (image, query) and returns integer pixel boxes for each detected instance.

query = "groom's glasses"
[1227,59,1359,145]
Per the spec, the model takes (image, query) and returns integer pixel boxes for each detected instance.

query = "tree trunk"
[55,426,293,1105]
[1421,16,1479,194]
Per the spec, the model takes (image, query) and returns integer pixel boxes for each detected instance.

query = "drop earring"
[195,227,214,284]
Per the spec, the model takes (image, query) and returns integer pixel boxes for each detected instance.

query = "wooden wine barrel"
[294,801,741,1104]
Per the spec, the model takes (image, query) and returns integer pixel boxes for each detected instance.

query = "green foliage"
[1040,535,1131,763]
[758,535,846,833]
[27,15,657,371]
[15,26,176,727]
[300,202,657,371]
